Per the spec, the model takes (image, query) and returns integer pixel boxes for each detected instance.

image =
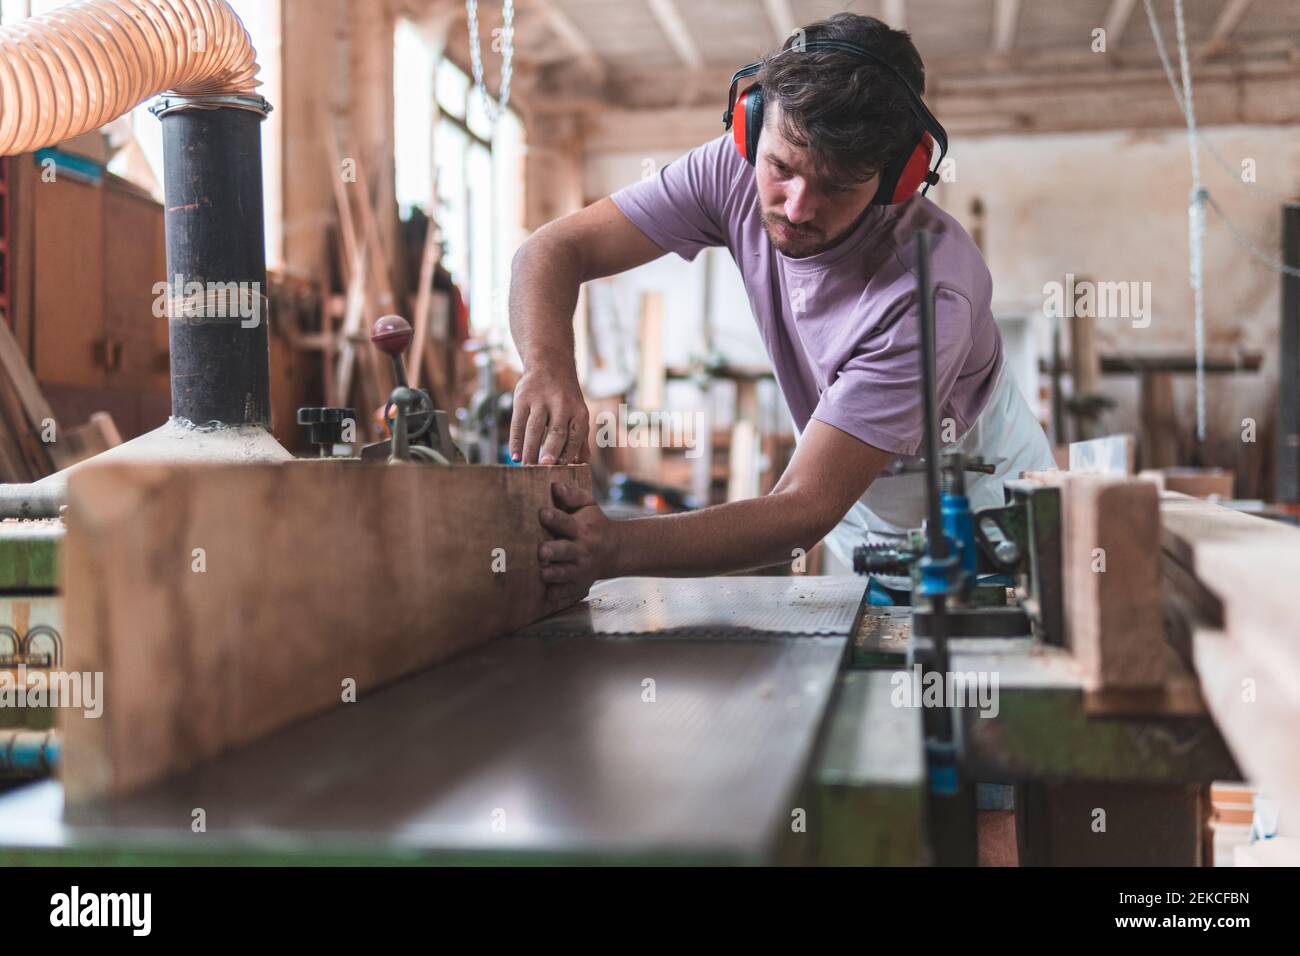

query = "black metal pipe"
[915,231,946,560]
[151,94,273,428]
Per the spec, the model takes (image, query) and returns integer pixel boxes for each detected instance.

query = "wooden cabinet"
[33,174,105,388]
[101,183,168,393]
[24,161,169,439]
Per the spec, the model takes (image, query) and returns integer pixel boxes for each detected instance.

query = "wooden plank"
[407,215,440,395]
[0,298,71,472]
[60,411,123,466]
[61,460,592,804]
[1160,496,1300,822]
[632,291,664,479]
[1140,467,1234,499]
[8,154,36,358]
[1162,494,1300,694]
[1068,309,1099,443]
[1058,473,1165,690]
[0,418,32,482]
[333,234,369,408]
[1159,493,1299,572]
[1138,371,1179,469]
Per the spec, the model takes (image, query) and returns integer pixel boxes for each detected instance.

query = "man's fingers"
[539,539,581,563]
[539,506,579,538]
[552,480,596,511]
[521,409,548,465]
[508,398,530,463]
[558,407,589,465]
[538,419,572,466]
[541,563,579,584]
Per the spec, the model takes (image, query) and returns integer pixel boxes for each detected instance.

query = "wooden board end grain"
[1058,473,1165,691]
[61,460,590,804]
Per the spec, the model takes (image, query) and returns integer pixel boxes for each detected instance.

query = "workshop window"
[396,41,522,347]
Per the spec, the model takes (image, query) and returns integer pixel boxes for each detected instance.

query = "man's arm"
[509,197,667,465]
[536,419,894,607]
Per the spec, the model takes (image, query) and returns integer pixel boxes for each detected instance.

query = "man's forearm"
[606,493,835,578]
[509,235,581,375]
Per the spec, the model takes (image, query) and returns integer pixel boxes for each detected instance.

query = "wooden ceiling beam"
[646,0,704,69]
[1199,0,1255,61]
[1101,0,1138,49]
[991,0,1021,55]
[533,0,608,79]
[882,0,907,32]
[760,0,796,47]
[566,55,1300,147]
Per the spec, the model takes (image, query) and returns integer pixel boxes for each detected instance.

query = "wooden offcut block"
[61,460,590,803]
[1139,467,1234,499]
[1058,473,1165,690]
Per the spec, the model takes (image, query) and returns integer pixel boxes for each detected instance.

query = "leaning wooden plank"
[0,316,72,472]
[61,460,590,804]
[0,387,34,482]
[1058,473,1165,690]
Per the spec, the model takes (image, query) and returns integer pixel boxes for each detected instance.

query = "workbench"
[0,576,1236,865]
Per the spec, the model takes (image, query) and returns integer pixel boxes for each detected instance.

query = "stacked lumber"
[1160,493,1300,848]
[61,459,591,803]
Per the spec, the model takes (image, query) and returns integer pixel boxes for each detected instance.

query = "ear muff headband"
[722,40,948,205]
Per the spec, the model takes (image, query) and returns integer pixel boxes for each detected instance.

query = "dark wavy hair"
[756,13,926,184]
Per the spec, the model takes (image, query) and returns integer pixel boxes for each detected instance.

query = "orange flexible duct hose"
[0,0,259,157]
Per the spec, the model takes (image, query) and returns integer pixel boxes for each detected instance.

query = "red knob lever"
[371,315,412,357]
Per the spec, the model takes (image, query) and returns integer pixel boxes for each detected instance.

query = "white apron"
[823,363,1056,570]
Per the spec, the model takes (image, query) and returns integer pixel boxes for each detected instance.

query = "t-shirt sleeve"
[610,134,744,262]
[811,287,976,457]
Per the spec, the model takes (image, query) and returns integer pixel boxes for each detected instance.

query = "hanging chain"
[466,0,514,129]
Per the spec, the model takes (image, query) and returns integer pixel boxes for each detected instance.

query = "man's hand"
[510,370,590,465]
[538,481,615,609]
[508,198,666,463]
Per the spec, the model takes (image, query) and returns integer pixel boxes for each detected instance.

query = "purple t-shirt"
[612,134,1001,457]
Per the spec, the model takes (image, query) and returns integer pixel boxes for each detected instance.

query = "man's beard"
[761,207,870,258]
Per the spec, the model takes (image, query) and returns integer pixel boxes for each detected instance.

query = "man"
[508,13,1054,610]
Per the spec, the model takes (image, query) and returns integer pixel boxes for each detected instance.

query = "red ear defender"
[731,85,764,165]
[886,132,936,204]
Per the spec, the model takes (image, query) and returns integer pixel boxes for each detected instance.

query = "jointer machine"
[0,228,1238,866]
